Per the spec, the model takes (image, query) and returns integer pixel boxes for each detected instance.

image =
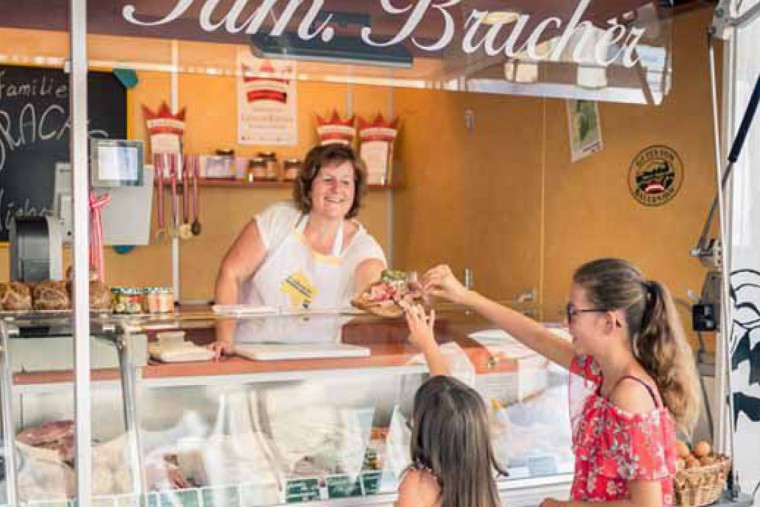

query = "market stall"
[0,0,759,505]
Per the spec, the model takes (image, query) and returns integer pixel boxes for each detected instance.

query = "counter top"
[8,306,552,385]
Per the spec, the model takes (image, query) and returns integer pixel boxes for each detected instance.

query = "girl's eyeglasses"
[565,303,621,327]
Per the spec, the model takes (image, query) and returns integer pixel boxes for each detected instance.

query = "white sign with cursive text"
[121,0,647,68]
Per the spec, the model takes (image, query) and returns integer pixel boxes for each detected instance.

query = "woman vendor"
[210,144,387,355]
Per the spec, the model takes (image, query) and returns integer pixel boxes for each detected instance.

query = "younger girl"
[397,311,507,507]
[415,258,700,507]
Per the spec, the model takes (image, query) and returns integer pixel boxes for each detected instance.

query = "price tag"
[201,485,240,507]
[285,477,321,503]
[326,474,363,498]
[361,470,383,495]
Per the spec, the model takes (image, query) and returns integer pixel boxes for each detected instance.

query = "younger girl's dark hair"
[409,375,506,507]
[573,258,701,431]
[293,143,367,219]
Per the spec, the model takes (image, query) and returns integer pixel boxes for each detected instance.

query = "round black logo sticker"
[628,145,683,206]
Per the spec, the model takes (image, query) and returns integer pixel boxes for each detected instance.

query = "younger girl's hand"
[403,303,437,353]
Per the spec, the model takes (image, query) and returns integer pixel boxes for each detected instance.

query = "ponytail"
[635,281,700,432]
[573,258,701,433]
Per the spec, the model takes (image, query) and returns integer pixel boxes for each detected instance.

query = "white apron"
[237,215,353,344]
[246,213,353,310]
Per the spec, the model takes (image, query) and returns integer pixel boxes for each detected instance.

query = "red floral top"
[569,355,677,505]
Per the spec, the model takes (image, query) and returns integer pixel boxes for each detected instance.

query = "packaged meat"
[16,420,75,462]
[92,436,135,496]
[16,442,75,502]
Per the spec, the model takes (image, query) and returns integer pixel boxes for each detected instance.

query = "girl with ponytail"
[414,258,700,506]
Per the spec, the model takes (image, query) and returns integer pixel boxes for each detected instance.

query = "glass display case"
[0,306,574,506]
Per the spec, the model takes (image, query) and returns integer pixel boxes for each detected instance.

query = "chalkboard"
[0,65,127,241]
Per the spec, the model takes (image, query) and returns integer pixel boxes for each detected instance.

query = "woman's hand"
[208,340,234,360]
[403,303,437,353]
[422,265,470,305]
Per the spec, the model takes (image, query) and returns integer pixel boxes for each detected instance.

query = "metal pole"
[0,322,18,507]
[116,329,147,499]
[731,2,760,28]
[709,36,740,496]
[69,0,92,504]
[171,40,181,303]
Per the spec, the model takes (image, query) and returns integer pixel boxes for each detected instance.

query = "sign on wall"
[627,145,683,206]
[236,51,298,146]
[566,99,602,162]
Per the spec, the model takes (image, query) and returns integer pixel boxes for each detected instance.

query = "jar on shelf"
[248,157,267,181]
[111,287,144,314]
[258,152,280,181]
[144,287,175,314]
[283,158,302,181]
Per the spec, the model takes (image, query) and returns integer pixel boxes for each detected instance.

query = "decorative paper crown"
[242,61,291,104]
[316,110,356,145]
[358,113,399,142]
[142,102,186,136]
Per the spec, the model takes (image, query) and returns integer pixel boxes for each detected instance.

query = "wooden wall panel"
[393,9,718,349]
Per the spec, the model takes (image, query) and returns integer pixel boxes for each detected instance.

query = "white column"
[726,0,760,497]
[69,0,92,504]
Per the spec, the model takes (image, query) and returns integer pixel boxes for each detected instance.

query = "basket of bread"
[674,440,730,506]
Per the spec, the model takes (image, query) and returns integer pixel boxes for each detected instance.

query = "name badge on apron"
[280,270,318,309]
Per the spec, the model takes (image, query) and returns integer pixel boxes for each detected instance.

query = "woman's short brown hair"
[293,144,367,219]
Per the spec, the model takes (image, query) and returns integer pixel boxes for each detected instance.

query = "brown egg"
[676,440,691,459]
[699,455,716,466]
[693,441,712,458]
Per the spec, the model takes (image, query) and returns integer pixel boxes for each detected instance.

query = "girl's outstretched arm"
[423,265,575,369]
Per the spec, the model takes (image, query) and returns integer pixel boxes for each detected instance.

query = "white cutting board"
[235,343,370,361]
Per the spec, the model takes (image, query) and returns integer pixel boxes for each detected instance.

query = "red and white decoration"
[316,110,355,146]
[89,191,110,282]
[358,114,399,185]
[237,51,297,145]
[242,62,289,104]
[142,101,186,157]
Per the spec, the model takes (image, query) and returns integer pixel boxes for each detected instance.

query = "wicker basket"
[674,455,730,506]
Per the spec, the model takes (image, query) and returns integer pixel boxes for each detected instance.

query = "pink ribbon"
[89,191,111,282]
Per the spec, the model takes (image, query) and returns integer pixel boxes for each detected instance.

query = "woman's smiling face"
[309,161,356,219]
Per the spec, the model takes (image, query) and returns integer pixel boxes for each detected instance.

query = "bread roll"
[0,281,32,311]
[33,281,71,311]
[67,280,111,310]
[89,280,112,310]
[351,296,404,318]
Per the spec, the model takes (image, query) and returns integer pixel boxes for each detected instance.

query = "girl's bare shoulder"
[396,469,441,507]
